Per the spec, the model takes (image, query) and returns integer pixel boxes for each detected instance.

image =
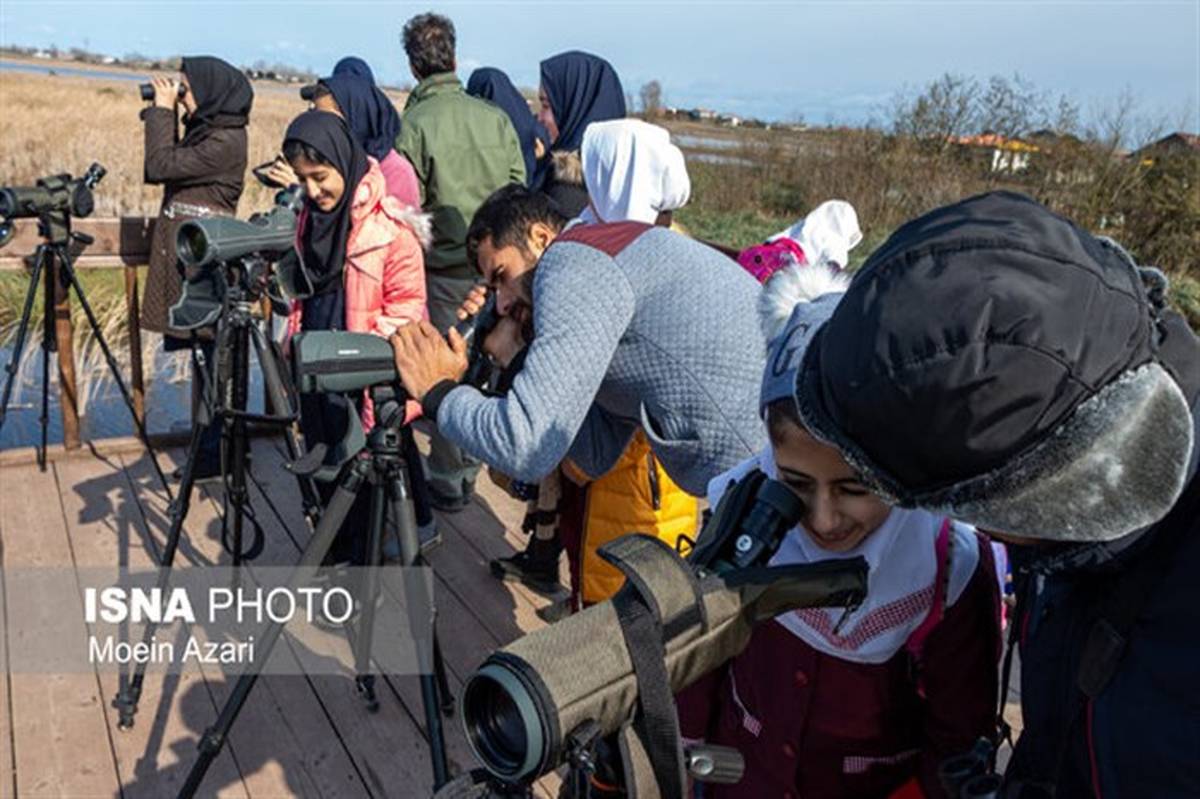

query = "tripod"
[114,258,322,728]
[178,387,454,797]
[0,208,169,493]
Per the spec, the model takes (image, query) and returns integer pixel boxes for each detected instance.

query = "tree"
[640,80,663,117]
[890,73,980,150]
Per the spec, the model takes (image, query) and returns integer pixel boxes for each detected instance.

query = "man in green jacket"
[397,12,526,512]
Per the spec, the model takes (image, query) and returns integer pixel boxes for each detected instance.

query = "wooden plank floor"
[0,436,1023,798]
[0,437,563,799]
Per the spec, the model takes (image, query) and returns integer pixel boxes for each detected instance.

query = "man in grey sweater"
[389,185,766,499]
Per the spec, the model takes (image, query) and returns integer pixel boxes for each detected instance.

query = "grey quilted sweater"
[437,222,767,496]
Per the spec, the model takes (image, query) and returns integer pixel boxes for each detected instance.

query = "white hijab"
[580,119,691,224]
[706,448,979,664]
[771,199,863,269]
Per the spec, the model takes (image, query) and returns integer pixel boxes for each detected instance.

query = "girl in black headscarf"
[467,67,550,188]
[282,110,435,559]
[140,55,252,478]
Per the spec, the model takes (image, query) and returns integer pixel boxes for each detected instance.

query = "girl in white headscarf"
[579,118,691,226]
[676,264,1002,798]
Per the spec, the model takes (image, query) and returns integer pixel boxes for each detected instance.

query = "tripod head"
[0,162,106,246]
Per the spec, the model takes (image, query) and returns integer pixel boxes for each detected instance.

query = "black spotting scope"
[176,185,305,269]
[0,163,106,222]
[290,293,500,394]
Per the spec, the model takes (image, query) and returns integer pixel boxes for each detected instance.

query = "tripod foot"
[113,686,141,730]
[355,675,380,713]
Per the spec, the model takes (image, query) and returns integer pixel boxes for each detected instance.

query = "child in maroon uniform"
[677,265,1002,799]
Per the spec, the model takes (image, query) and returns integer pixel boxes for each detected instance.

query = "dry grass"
[0,70,408,217]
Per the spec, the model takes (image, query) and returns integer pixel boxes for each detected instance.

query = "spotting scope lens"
[462,663,547,782]
[176,221,210,268]
[0,189,17,219]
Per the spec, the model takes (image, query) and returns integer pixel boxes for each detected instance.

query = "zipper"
[647,452,661,510]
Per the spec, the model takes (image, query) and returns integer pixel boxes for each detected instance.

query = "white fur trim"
[758,264,850,342]
[381,199,433,250]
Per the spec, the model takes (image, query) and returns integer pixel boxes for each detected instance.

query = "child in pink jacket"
[282,109,431,562]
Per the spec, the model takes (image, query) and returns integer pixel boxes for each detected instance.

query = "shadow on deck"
[0,436,563,799]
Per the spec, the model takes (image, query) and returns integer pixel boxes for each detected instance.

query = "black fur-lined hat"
[794,191,1195,541]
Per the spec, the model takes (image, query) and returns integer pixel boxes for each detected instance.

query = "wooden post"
[52,255,81,450]
[124,264,146,427]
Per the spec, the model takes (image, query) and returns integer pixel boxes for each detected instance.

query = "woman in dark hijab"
[532,51,626,213]
[467,67,550,188]
[140,54,252,478]
[332,55,375,84]
[316,74,419,206]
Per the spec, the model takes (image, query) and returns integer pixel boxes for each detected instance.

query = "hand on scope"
[263,156,298,189]
[483,315,526,369]
[389,320,469,401]
[456,284,489,321]
[151,76,179,109]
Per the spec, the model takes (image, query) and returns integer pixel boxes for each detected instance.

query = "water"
[0,58,302,96]
[683,152,757,167]
[0,59,145,83]
[0,342,266,450]
[675,134,746,151]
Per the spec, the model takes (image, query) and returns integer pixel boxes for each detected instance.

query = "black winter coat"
[1006,310,1200,798]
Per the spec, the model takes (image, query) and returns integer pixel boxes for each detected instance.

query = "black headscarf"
[285,110,369,292]
[538,51,626,153]
[180,56,253,144]
[332,56,375,84]
[467,67,549,187]
[321,74,402,161]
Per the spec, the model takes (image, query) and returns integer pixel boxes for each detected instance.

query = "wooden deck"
[0,435,565,799]
[0,435,1024,799]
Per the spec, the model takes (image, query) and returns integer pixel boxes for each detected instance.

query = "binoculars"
[139,82,188,103]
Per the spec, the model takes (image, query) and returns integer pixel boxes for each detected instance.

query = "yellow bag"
[579,431,698,604]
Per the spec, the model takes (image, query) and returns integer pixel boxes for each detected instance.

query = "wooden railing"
[0,217,153,450]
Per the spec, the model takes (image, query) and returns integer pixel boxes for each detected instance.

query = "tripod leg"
[57,246,172,498]
[37,246,56,470]
[433,635,455,717]
[226,323,250,570]
[247,323,320,518]
[114,421,205,729]
[353,472,386,712]
[0,249,45,435]
[386,464,451,789]
[178,458,368,799]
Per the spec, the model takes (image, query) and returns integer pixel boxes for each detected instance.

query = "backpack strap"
[906,517,954,664]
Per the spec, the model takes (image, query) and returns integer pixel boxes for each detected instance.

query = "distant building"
[950,132,1039,174]
[1134,132,1200,163]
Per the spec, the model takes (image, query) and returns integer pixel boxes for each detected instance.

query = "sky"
[1,0,1197,131]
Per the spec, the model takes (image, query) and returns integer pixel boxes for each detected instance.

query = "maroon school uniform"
[679,456,1002,799]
